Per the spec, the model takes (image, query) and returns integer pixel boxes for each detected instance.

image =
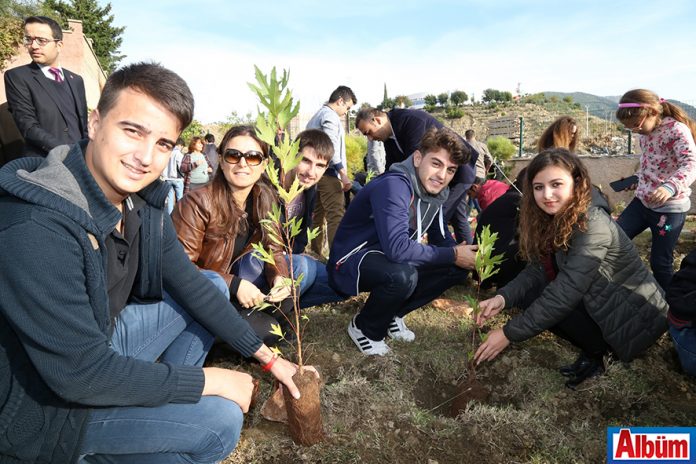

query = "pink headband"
[618,98,666,108]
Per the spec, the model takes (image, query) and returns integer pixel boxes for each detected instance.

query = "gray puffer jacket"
[499,193,667,362]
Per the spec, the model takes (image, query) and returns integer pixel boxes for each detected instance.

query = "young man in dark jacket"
[328,127,477,355]
[355,106,479,244]
[0,63,301,463]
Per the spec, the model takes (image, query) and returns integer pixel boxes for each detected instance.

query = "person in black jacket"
[474,149,667,389]
[666,249,696,376]
[0,62,303,463]
[355,107,478,244]
[4,16,88,156]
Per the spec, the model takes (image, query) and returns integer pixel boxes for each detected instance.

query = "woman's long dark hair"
[209,125,276,242]
[519,148,592,262]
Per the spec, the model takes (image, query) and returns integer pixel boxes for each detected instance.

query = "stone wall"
[507,155,696,214]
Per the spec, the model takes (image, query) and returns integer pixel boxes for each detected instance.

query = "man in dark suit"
[4,16,88,157]
[355,107,479,243]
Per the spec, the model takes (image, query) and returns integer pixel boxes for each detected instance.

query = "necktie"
[49,67,63,83]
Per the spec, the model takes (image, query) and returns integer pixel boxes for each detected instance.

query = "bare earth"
[211,223,696,464]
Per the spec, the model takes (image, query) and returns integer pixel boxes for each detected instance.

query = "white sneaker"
[387,316,416,342]
[348,315,390,356]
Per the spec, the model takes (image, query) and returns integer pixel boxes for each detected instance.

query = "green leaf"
[306,226,320,242]
[270,346,284,357]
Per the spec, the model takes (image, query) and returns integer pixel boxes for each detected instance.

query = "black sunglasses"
[222,149,266,166]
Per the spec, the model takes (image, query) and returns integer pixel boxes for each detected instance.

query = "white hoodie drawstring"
[416,199,423,244]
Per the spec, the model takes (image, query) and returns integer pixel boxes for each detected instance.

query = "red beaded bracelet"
[261,355,278,372]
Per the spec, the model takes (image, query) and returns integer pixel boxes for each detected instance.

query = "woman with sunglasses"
[615,89,696,291]
[172,125,293,346]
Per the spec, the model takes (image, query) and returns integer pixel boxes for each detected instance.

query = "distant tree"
[383,83,388,104]
[378,97,394,111]
[0,0,52,70]
[562,96,573,104]
[482,88,499,103]
[450,90,468,106]
[46,0,125,72]
[394,95,413,108]
[180,119,205,144]
[521,93,546,105]
[216,110,255,133]
[500,91,513,102]
[437,92,449,106]
[548,95,559,104]
[424,94,438,107]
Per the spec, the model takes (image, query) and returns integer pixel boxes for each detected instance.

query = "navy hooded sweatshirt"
[327,154,458,296]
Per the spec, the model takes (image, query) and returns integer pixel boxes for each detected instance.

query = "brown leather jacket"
[171,184,288,288]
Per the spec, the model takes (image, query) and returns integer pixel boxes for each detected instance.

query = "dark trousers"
[518,290,608,357]
[549,303,609,357]
[443,183,472,244]
[356,253,469,340]
[617,198,686,291]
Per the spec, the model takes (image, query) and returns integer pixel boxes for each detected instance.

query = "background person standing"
[4,16,88,157]
[306,85,356,256]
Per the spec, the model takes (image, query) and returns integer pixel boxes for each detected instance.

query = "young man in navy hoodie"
[328,127,477,355]
[0,62,302,463]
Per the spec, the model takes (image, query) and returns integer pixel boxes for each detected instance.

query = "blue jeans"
[79,271,243,464]
[617,198,686,291]
[669,324,696,376]
[234,253,344,309]
[294,255,345,309]
[166,179,184,215]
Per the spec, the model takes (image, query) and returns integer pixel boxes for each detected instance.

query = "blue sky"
[109,0,696,123]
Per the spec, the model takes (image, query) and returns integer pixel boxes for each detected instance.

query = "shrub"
[487,136,517,161]
[445,106,464,119]
[345,134,367,177]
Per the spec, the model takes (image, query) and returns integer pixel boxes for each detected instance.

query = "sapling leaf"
[270,324,285,339]
[365,170,377,184]
[306,226,320,242]
[270,346,284,357]
[254,301,273,311]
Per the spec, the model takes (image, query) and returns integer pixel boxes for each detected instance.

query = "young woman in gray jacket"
[474,149,667,389]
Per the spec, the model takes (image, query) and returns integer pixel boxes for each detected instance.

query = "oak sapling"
[450,225,504,416]
[248,65,324,445]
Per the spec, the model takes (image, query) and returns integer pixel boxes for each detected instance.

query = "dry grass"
[213,221,696,464]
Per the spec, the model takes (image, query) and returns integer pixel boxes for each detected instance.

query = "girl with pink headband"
[614,89,696,292]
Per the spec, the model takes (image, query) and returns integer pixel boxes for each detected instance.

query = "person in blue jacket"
[328,127,477,355]
[355,106,479,244]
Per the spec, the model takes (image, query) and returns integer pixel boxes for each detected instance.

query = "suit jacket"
[4,62,88,156]
[385,108,478,188]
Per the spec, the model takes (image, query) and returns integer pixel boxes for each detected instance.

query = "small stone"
[387,421,394,428]
[332,353,341,363]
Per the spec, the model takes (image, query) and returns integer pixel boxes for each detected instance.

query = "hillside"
[544,91,696,121]
[427,101,626,156]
